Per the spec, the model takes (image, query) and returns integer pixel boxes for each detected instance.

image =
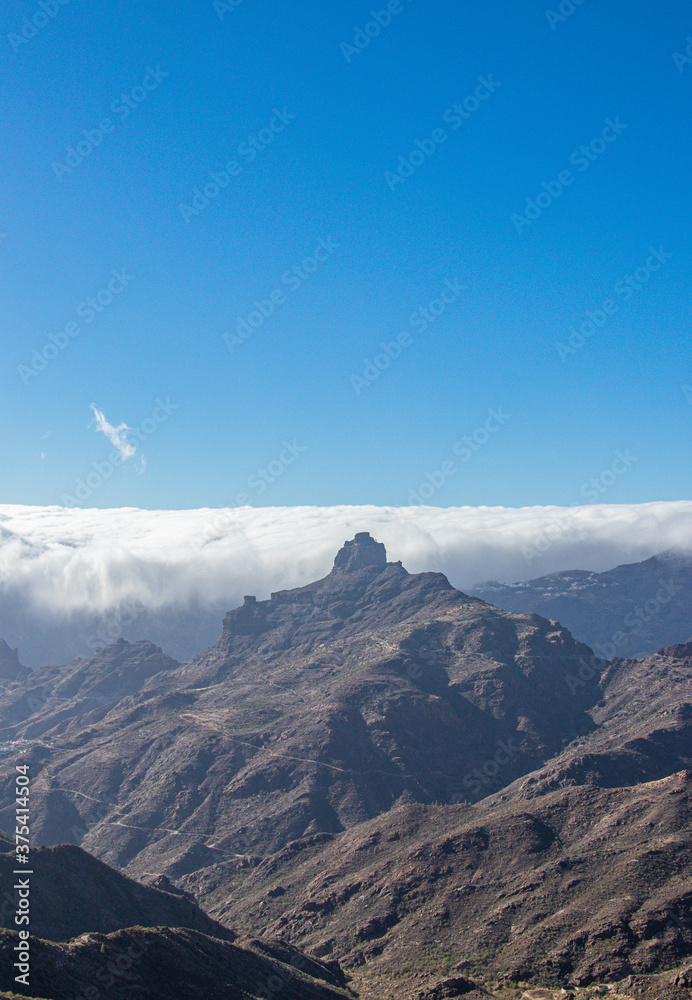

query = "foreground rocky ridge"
[0,925,350,1000]
[0,840,349,999]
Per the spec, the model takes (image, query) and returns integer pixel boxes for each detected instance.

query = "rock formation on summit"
[331,530,387,572]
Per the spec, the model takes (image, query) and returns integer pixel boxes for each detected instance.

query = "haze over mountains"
[472,550,692,660]
[0,532,690,999]
[2,501,692,668]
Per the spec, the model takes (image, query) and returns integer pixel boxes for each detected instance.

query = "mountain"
[183,772,692,995]
[0,639,180,737]
[0,588,229,670]
[179,641,692,995]
[0,532,599,877]
[471,551,692,659]
[0,926,349,1000]
[0,533,690,997]
[0,840,349,999]
[0,841,235,943]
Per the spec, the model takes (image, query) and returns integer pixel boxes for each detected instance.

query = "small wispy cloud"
[90,405,136,462]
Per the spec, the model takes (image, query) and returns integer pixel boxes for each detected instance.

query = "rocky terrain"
[0,533,688,999]
[0,841,236,943]
[472,551,692,659]
[0,533,601,875]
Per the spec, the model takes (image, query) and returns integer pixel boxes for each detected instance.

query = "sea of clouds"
[2,501,692,618]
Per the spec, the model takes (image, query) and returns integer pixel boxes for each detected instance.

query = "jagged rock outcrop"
[0,638,29,681]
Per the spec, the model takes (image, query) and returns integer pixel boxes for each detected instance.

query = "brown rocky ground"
[175,771,692,998]
[0,534,689,998]
[0,535,601,877]
[0,925,352,1000]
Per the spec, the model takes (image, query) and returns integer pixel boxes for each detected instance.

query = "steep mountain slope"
[0,533,599,877]
[0,842,235,943]
[175,642,692,997]
[0,641,29,682]
[0,842,349,1000]
[472,551,692,659]
[0,925,351,1000]
[496,643,692,800]
[0,639,180,737]
[179,772,692,997]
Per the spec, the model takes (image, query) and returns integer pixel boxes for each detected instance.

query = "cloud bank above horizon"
[1,502,691,619]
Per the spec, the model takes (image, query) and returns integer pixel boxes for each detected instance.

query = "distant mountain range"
[471,550,692,659]
[0,532,690,999]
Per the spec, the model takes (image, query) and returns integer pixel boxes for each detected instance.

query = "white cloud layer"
[1,502,691,618]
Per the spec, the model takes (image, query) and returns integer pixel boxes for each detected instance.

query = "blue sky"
[2,0,690,510]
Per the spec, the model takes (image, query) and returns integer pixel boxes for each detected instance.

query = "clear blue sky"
[2,0,690,510]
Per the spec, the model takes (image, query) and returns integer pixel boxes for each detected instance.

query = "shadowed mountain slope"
[0,925,351,1000]
[0,842,235,943]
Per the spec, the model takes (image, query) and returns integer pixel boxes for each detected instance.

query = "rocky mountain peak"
[331,531,387,573]
[0,638,29,681]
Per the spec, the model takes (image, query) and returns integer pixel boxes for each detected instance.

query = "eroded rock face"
[0,534,602,878]
[0,639,29,681]
[0,533,690,997]
[332,531,387,573]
